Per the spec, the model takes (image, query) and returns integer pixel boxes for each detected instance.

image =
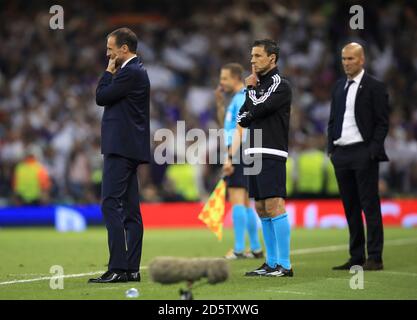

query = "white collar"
[350,68,365,84]
[121,55,137,69]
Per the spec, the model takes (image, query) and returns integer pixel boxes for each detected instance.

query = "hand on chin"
[115,58,122,69]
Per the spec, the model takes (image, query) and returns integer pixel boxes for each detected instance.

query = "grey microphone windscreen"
[149,257,229,285]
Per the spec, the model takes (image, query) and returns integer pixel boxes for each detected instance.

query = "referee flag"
[198,179,226,240]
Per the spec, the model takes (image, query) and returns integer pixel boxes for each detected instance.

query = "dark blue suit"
[327,73,389,264]
[96,56,150,272]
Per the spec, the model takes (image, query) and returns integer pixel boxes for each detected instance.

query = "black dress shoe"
[127,271,141,282]
[332,260,364,270]
[363,260,383,271]
[88,270,128,283]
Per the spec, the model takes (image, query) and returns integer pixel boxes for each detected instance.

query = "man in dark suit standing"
[328,42,389,271]
[89,28,150,283]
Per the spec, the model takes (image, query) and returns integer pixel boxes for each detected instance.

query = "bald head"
[341,42,365,79]
[343,42,365,58]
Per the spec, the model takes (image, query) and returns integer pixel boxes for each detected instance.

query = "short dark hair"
[252,39,279,63]
[107,27,138,53]
[222,63,244,80]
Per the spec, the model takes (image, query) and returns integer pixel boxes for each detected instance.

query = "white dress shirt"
[121,55,137,69]
[334,68,365,146]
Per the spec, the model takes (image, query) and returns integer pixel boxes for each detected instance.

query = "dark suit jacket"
[327,72,389,162]
[96,57,150,163]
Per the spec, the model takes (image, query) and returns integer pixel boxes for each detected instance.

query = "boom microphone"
[149,257,229,285]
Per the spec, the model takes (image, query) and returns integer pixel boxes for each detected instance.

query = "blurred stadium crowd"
[0,0,416,205]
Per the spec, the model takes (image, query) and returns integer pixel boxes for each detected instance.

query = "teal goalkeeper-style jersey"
[224,88,246,148]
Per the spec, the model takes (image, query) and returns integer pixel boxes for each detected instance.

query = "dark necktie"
[333,80,355,140]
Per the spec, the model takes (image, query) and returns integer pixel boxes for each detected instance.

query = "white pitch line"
[292,237,417,255]
[96,286,125,290]
[325,277,375,284]
[0,267,148,286]
[6,274,49,277]
[0,238,416,286]
[263,289,313,296]
[381,271,417,277]
[0,271,105,286]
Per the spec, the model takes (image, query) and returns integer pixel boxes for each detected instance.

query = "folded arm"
[237,81,291,127]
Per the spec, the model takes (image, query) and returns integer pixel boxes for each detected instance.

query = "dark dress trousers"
[327,72,389,263]
[96,57,150,272]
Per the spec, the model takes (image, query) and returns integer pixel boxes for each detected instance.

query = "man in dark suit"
[89,28,150,283]
[328,42,389,271]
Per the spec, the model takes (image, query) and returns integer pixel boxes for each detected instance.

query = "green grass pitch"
[0,227,416,300]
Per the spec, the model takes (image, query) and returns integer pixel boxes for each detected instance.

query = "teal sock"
[271,213,291,270]
[232,205,247,253]
[246,207,261,251]
[260,217,279,268]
